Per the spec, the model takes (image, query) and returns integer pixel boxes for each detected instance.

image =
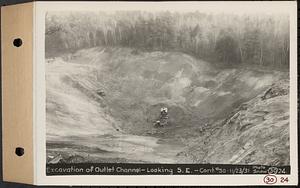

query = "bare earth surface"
[46,47,289,164]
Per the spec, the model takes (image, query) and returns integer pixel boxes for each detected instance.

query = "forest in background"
[45,11,290,68]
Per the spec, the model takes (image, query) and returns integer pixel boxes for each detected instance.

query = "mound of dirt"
[180,80,290,165]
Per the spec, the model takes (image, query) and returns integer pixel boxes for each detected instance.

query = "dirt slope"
[179,79,289,165]
[46,47,289,164]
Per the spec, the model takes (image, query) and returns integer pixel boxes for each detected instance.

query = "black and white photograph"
[45,4,291,169]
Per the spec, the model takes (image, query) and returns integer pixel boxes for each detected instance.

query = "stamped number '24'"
[280,177,289,183]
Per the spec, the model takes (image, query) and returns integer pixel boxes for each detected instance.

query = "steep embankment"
[46,47,289,164]
[178,79,289,165]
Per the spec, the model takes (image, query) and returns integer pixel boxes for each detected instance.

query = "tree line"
[46,11,290,68]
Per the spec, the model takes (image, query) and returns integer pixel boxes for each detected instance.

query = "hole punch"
[15,147,24,157]
[13,38,23,47]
